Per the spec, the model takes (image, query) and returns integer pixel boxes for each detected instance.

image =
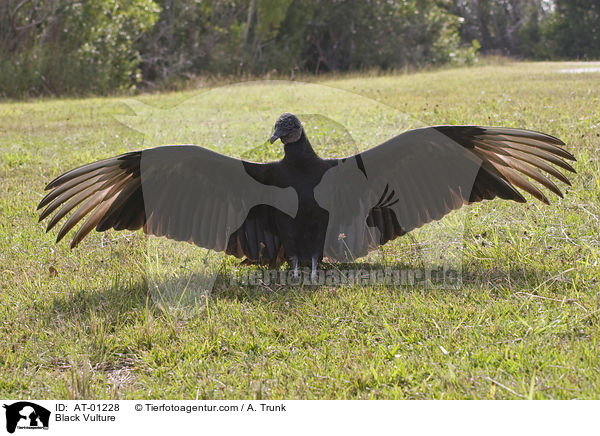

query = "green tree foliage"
[539,0,600,59]
[276,0,476,72]
[62,0,160,93]
[1,0,599,97]
[0,0,160,97]
[450,0,600,59]
[448,0,550,56]
[140,0,477,79]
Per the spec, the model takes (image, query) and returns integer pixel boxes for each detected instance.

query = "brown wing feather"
[356,125,576,255]
[39,153,142,239]
[433,126,575,205]
[38,146,292,267]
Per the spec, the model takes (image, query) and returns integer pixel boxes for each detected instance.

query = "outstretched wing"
[38,145,298,264]
[314,126,576,261]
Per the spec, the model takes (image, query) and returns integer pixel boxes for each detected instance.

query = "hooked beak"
[269,126,285,144]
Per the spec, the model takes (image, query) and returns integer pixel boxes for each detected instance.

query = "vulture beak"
[269,126,285,144]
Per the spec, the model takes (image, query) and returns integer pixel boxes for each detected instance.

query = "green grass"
[1,61,599,399]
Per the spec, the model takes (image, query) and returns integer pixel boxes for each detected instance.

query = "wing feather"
[70,192,121,248]
[319,125,576,261]
[38,146,297,266]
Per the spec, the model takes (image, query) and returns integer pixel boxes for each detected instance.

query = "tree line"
[1,0,598,97]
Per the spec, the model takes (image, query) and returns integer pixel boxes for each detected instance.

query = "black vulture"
[38,113,576,280]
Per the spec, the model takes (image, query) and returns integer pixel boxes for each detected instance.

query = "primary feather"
[38,117,575,269]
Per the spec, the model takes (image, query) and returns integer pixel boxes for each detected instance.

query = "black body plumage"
[38,113,576,276]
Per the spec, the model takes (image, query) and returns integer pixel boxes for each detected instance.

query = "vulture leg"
[290,256,299,279]
[311,256,318,283]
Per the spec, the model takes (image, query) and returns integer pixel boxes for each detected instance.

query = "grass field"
[1,61,599,399]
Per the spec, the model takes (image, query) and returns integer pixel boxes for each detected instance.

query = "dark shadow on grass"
[151,260,554,303]
[48,279,150,323]
[47,260,555,321]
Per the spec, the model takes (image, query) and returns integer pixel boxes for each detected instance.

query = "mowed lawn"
[1,61,599,399]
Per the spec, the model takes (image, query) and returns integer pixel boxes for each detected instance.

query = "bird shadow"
[47,260,554,324]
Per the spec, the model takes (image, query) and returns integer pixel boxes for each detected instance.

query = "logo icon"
[3,402,50,434]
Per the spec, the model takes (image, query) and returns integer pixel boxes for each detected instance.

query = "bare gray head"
[269,113,303,144]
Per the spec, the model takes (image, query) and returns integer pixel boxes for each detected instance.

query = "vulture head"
[269,113,303,144]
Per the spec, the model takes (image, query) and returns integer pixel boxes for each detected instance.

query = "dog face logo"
[2,402,50,434]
